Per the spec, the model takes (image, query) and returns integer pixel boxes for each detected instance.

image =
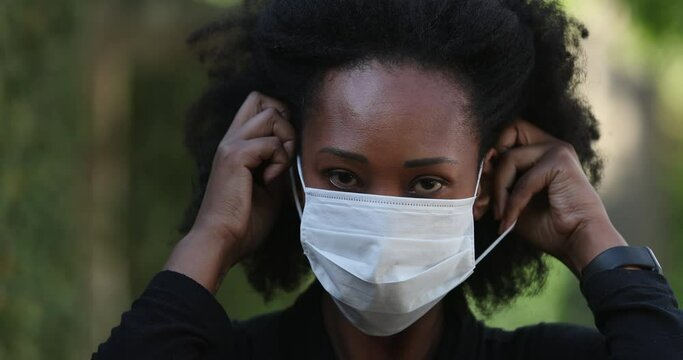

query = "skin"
[164,59,628,359]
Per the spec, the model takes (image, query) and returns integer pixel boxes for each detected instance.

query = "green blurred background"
[1,0,682,358]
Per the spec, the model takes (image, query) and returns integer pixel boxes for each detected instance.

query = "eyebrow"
[403,157,459,168]
[319,147,369,163]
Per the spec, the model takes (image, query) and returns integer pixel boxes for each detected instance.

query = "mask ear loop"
[472,160,517,265]
[288,156,304,219]
[475,220,517,265]
[473,161,484,198]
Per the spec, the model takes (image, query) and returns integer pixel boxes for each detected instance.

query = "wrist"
[188,228,241,269]
[562,217,628,276]
[580,245,662,282]
[164,229,240,293]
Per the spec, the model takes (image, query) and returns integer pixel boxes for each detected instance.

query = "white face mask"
[289,156,516,336]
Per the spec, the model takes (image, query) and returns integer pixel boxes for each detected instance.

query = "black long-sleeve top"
[92,268,683,359]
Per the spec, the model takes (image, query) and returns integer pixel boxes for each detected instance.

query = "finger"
[236,107,296,159]
[233,91,290,128]
[500,155,559,233]
[222,136,290,184]
[499,163,550,233]
[493,143,555,220]
[236,136,291,184]
[495,118,558,152]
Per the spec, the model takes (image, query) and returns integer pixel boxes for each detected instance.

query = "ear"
[474,148,497,221]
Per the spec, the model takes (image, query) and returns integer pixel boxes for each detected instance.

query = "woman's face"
[300,59,483,204]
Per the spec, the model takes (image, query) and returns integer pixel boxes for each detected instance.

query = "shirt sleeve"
[92,270,235,360]
[580,267,683,359]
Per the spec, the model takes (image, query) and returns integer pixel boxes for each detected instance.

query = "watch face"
[646,247,663,274]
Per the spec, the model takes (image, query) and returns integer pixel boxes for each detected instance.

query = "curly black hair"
[180,0,602,314]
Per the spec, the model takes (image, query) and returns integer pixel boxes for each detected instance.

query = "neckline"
[277,280,475,359]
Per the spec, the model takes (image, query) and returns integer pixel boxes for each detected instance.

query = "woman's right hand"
[165,91,295,293]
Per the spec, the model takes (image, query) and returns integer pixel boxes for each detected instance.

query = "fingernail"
[498,219,506,234]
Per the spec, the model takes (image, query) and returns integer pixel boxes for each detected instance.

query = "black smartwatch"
[580,246,663,281]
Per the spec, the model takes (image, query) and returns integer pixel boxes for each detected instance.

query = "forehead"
[303,60,478,159]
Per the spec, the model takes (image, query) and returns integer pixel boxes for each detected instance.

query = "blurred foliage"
[621,0,683,42]
[1,0,88,359]
[196,0,240,7]
[657,55,683,302]
[619,0,683,301]
[1,0,682,359]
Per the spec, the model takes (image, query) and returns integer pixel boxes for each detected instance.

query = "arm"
[581,265,683,359]
[489,119,683,358]
[92,271,235,360]
[92,91,295,359]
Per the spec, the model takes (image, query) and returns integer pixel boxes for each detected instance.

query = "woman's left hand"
[491,118,627,275]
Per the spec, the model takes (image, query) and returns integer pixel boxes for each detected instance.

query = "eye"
[327,169,361,190]
[410,177,445,196]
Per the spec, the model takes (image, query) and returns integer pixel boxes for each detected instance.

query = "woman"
[93,0,683,358]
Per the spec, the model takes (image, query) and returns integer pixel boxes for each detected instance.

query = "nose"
[365,179,404,197]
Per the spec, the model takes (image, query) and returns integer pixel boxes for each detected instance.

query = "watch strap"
[581,246,662,281]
